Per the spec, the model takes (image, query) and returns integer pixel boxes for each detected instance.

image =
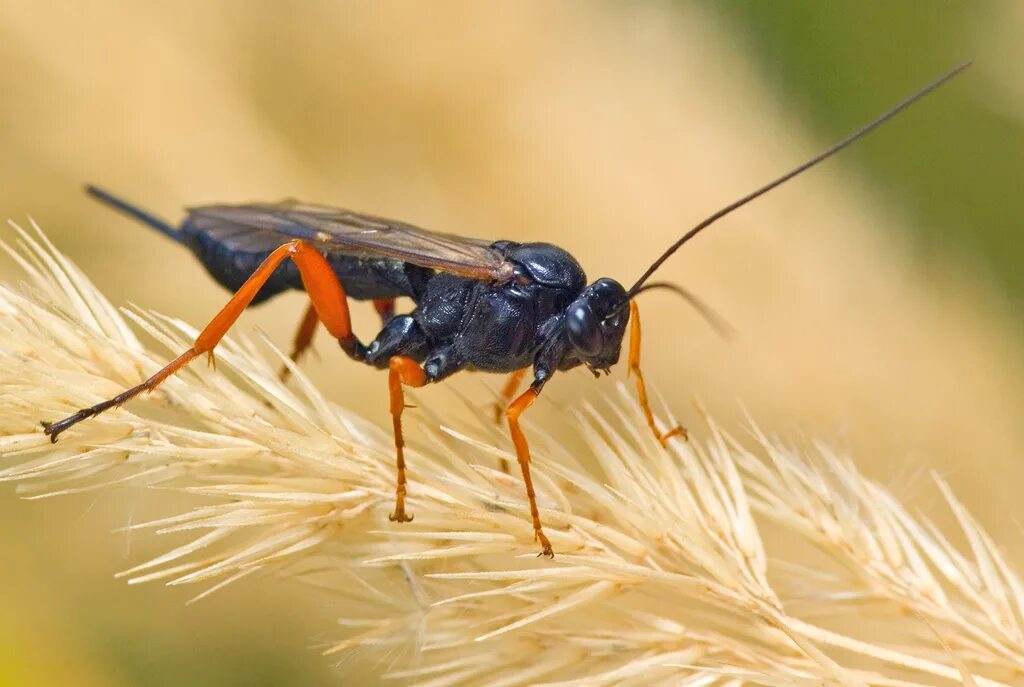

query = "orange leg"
[373,298,396,323]
[43,240,357,442]
[507,386,553,557]
[280,298,396,382]
[493,369,527,425]
[387,355,428,523]
[491,368,528,473]
[628,300,687,446]
[278,302,320,382]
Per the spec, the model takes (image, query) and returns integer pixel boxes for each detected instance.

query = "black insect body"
[42,64,969,556]
[361,242,593,377]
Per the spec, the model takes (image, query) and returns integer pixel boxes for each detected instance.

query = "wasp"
[42,63,968,556]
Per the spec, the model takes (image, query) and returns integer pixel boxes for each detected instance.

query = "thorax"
[414,241,586,372]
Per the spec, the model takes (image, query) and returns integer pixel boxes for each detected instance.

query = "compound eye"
[566,304,603,357]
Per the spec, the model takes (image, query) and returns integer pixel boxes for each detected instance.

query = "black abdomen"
[181,219,431,305]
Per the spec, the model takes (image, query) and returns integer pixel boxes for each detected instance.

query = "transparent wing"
[186,201,514,281]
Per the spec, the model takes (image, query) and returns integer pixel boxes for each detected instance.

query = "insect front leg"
[628,300,686,445]
[43,240,359,442]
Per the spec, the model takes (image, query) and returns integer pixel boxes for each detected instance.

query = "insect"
[42,63,969,556]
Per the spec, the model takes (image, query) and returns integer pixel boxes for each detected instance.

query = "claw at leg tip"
[534,532,554,558]
[40,421,60,443]
[658,425,688,446]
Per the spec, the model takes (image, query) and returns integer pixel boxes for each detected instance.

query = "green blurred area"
[716,2,1024,300]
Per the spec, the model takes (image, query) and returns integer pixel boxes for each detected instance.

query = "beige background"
[1,2,1022,684]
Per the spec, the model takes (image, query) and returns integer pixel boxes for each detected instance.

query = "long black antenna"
[628,61,972,296]
[631,281,734,339]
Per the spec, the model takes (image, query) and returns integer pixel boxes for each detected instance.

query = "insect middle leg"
[43,240,361,442]
[628,300,687,445]
[506,382,553,557]
[491,368,528,473]
[364,327,451,523]
[493,369,527,425]
[386,355,428,523]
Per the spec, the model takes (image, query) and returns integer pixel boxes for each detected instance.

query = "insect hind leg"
[280,297,399,381]
[279,303,320,382]
[43,240,362,442]
[373,298,396,324]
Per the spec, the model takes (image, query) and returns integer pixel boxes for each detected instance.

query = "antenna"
[628,61,972,296]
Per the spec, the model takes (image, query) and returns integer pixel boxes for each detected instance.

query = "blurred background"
[1,1,1022,684]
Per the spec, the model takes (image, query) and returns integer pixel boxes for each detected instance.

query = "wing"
[186,201,515,282]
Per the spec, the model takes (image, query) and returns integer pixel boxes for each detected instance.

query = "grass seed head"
[1,222,1022,686]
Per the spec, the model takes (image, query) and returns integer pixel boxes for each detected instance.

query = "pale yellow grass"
[1,225,1022,685]
[2,3,1024,684]
[2,1,1021,518]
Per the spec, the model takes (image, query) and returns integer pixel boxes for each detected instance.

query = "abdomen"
[181,219,430,305]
